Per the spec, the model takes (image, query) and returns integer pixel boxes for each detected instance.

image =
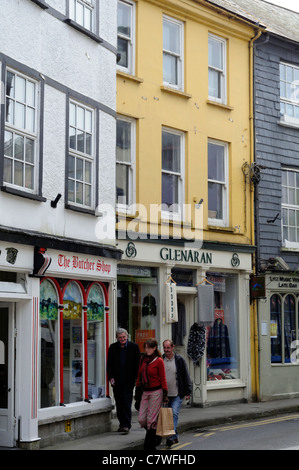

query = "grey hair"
[116,328,128,338]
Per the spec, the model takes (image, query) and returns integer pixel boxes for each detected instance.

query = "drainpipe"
[249,28,262,402]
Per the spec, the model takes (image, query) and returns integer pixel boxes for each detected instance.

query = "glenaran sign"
[160,247,212,264]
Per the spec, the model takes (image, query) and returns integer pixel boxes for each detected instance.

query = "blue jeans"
[168,396,183,437]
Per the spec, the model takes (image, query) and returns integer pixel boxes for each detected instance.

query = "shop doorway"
[0,304,14,447]
[173,294,203,404]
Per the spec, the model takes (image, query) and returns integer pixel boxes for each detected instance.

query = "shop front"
[257,274,299,401]
[0,239,119,449]
[116,240,253,406]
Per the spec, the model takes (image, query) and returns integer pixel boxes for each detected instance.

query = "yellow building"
[115,0,262,405]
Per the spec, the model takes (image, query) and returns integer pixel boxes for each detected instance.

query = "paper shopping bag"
[156,407,175,437]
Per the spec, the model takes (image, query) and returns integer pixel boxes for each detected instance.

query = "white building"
[0,0,119,449]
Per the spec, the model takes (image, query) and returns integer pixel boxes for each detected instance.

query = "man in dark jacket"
[163,339,192,447]
[107,328,140,434]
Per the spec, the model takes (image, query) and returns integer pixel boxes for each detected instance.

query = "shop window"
[270,293,296,364]
[206,273,239,381]
[40,278,107,408]
[40,279,59,408]
[63,281,83,404]
[117,266,158,350]
[87,283,105,399]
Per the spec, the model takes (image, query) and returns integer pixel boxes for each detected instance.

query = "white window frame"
[280,62,299,126]
[69,0,95,32]
[4,68,39,194]
[68,100,95,209]
[116,115,136,213]
[208,33,227,105]
[208,139,229,227]
[282,168,299,249]
[163,15,184,91]
[161,127,185,220]
[117,0,135,75]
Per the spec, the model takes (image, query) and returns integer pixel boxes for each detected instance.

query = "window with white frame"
[280,62,299,125]
[117,0,135,75]
[4,68,38,192]
[162,128,184,216]
[69,0,95,31]
[163,15,184,91]
[208,140,228,226]
[116,116,135,209]
[282,168,299,248]
[208,34,227,104]
[68,100,94,208]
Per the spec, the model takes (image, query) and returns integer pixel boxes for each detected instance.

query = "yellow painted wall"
[117,0,256,245]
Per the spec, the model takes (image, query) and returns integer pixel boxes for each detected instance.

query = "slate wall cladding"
[254,36,299,271]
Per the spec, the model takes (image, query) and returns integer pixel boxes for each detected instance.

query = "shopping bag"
[156,406,175,437]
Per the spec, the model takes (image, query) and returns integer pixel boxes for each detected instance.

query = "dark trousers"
[113,384,134,429]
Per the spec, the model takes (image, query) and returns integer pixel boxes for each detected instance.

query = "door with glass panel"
[0,305,14,447]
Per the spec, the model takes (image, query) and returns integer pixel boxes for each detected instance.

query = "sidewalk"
[41,397,299,450]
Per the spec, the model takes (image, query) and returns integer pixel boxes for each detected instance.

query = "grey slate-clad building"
[209,0,299,401]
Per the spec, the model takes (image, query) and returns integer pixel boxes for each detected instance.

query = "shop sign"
[268,275,299,290]
[250,275,266,299]
[46,250,116,279]
[160,248,212,264]
[135,329,155,351]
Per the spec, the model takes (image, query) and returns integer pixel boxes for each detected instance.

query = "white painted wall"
[0,0,117,246]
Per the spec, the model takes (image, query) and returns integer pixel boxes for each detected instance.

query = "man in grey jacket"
[162,339,192,447]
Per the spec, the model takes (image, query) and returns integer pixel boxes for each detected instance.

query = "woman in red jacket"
[135,338,168,450]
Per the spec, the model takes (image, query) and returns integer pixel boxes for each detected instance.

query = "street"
[159,413,299,450]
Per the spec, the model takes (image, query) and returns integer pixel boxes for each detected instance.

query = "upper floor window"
[68,100,94,208]
[163,15,184,91]
[162,128,184,218]
[208,140,228,226]
[4,68,38,192]
[116,116,136,210]
[117,0,135,75]
[282,168,299,248]
[280,62,299,125]
[69,0,95,31]
[208,34,227,104]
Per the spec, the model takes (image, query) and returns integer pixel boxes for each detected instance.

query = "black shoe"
[166,436,179,447]
[121,427,130,435]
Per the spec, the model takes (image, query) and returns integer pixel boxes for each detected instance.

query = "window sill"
[117,70,144,83]
[31,0,49,9]
[278,119,299,130]
[207,100,233,111]
[64,19,103,44]
[160,86,192,99]
[1,186,46,202]
[65,203,96,216]
[208,224,234,233]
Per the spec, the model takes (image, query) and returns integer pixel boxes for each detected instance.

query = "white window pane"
[25,138,35,164]
[26,107,35,133]
[85,110,92,133]
[118,2,131,38]
[6,71,15,98]
[163,53,178,86]
[117,37,129,68]
[25,164,34,189]
[14,135,24,161]
[162,132,180,172]
[85,161,92,184]
[26,81,35,107]
[77,130,84,153]
[6,99,14,125]
[208,182,223,219]
[14,160,23,186]
[86,133,92,155]
[15,76,26,102]
[116,163,129,204]
[163,20,180,54]
[4,131,13,158]
[209,69,221,99]
[76,158,84,181]
[77,106,85,129]
[209,38,223,69]
[116,120,131,163]
[15,102,25,129]
[70,103,76,127]
[4,157,12,184]
[84,7,92,30]
[76,2,84,26]
[208,143,225,181]
[68,156,75,179]
[76,182,83,204]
